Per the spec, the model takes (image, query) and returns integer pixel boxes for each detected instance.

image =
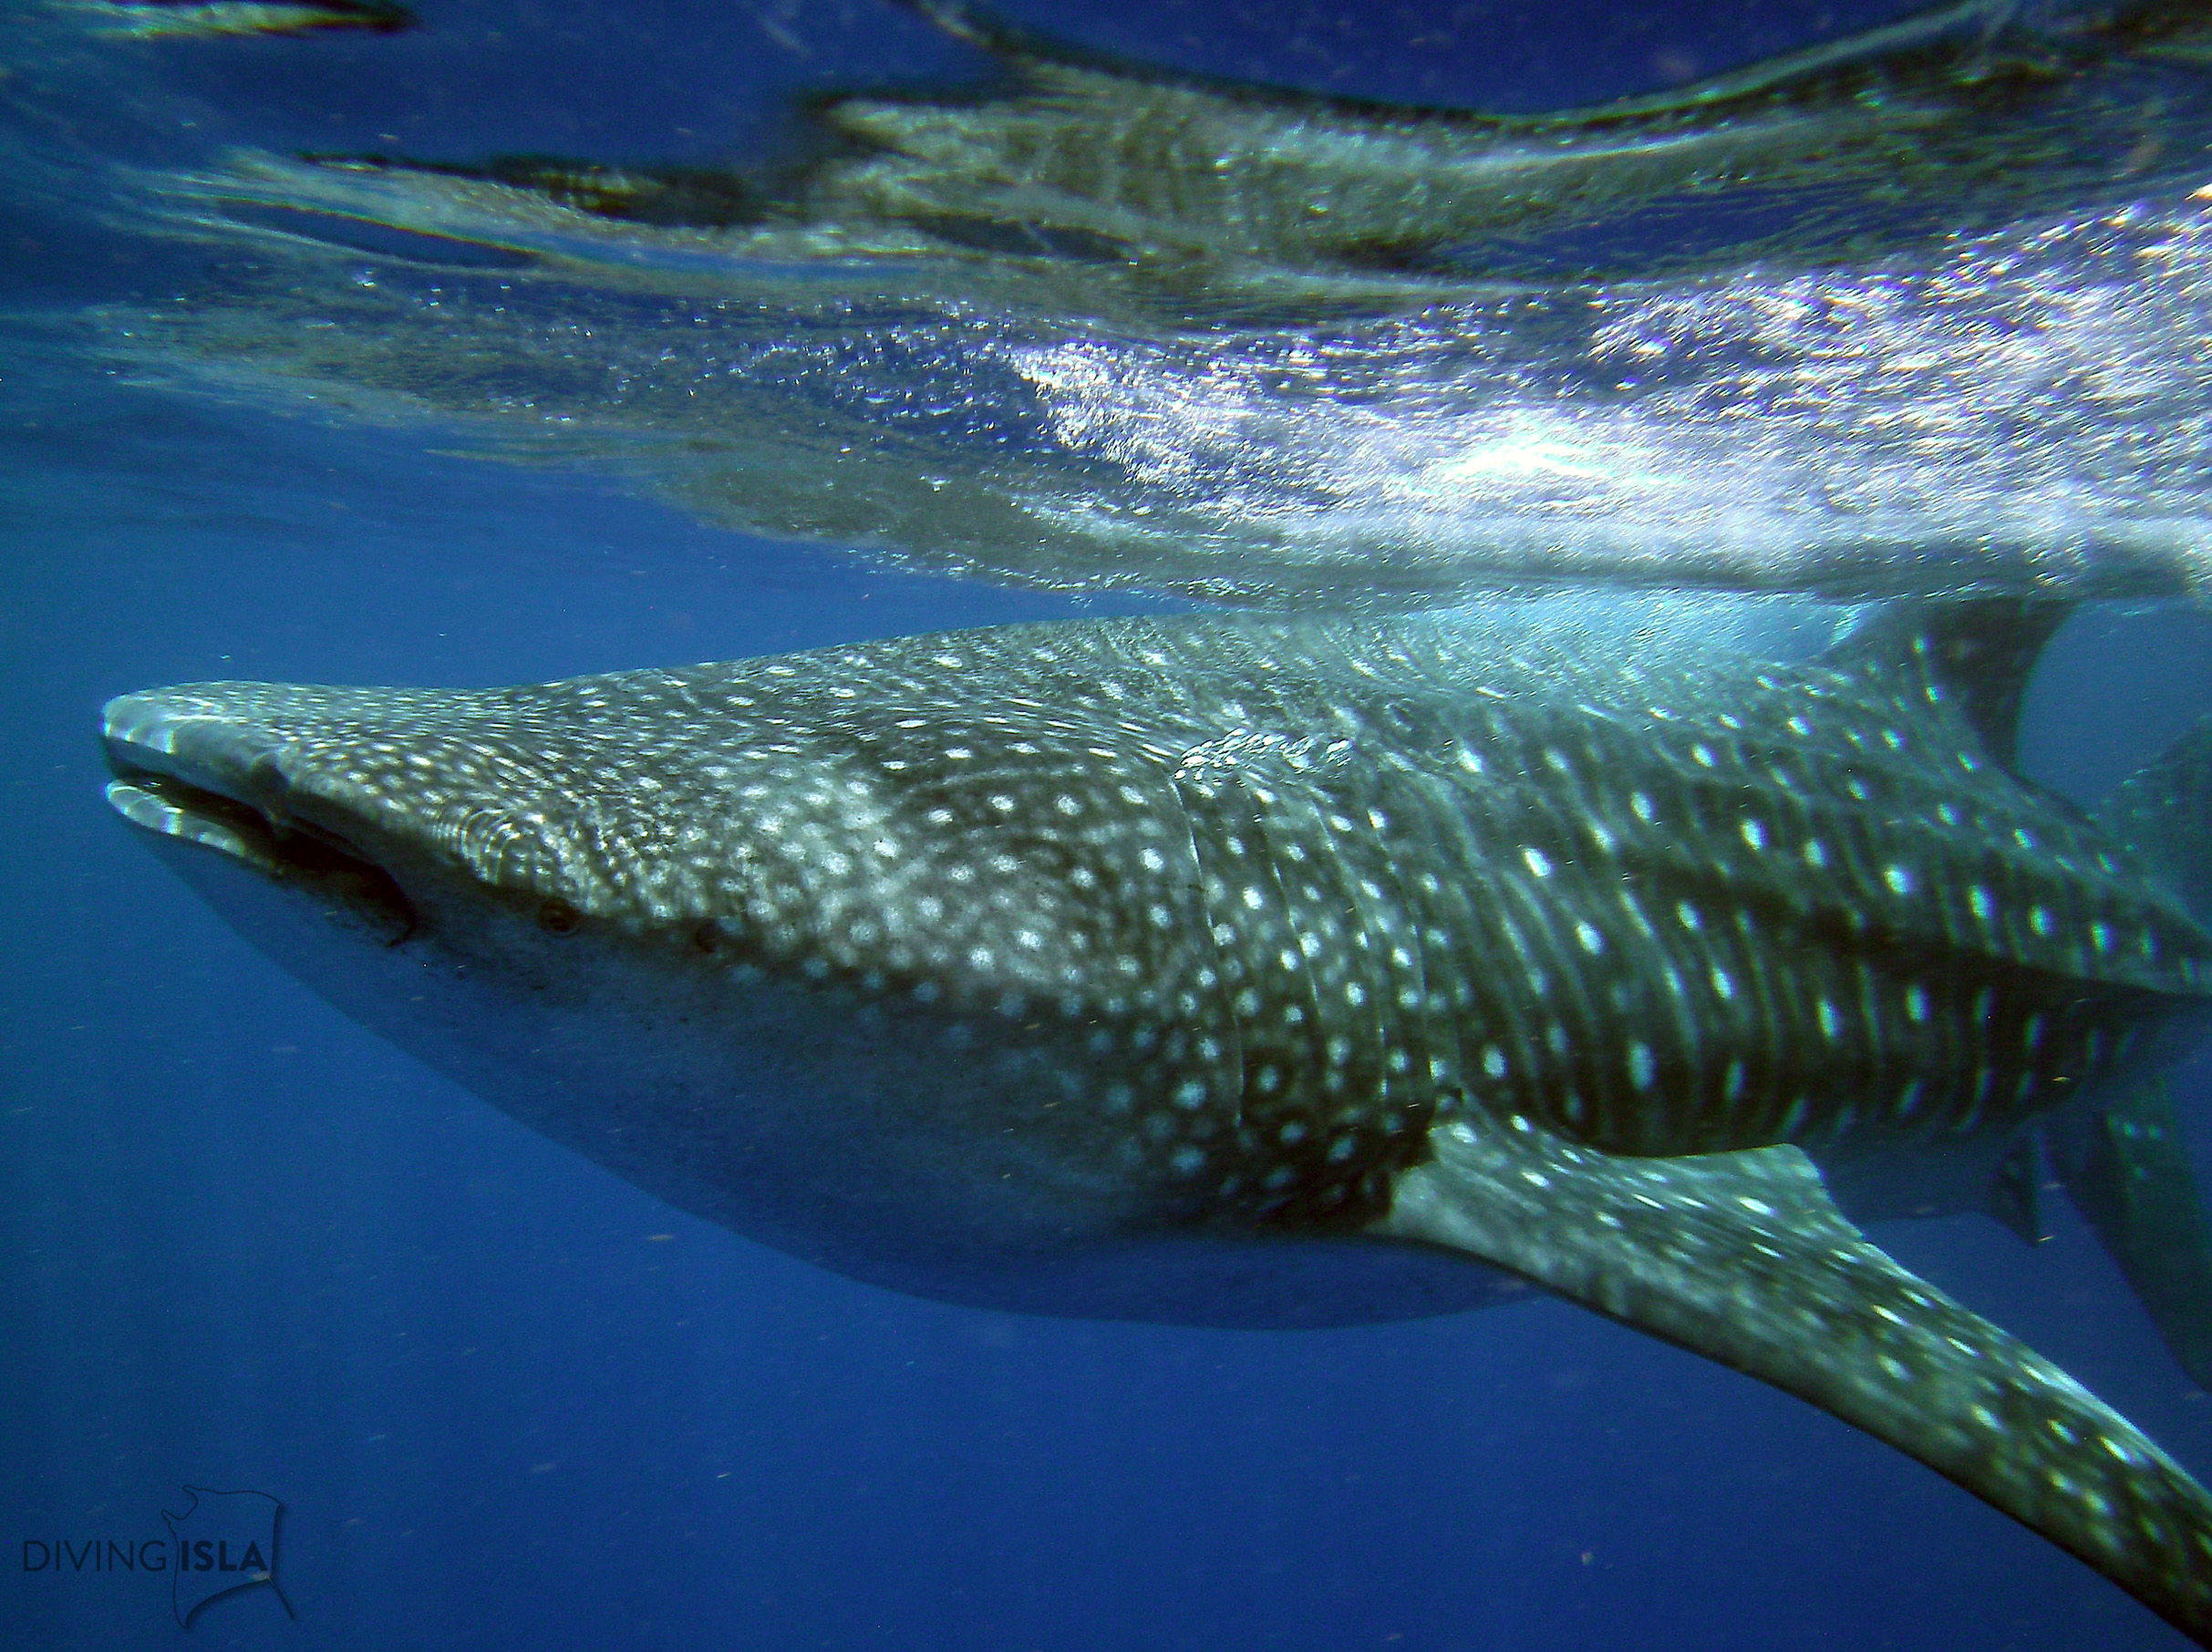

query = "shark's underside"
[100,598,2212,1640]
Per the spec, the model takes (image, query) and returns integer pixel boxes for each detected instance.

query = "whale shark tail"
[2048,1073,2212,1389]
[2103,712,2212,924]
[1836,599,2212,1394]
[1379,598,2212,1646]
[2039,713,2212,1394]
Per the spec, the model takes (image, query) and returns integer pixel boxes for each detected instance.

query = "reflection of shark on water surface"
[82,0,2212,605]
[288,0,2212,288]
[101,596,2212,1640]
[58,0,410,37]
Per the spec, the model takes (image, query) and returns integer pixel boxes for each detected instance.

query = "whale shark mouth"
[100,696,418,944]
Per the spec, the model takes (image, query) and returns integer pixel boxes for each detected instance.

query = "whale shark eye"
[536,898,581,936]
[691,921,725,955]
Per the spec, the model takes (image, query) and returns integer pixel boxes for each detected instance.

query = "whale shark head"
[100,604,2212,1642]
[98,650,1297,1294]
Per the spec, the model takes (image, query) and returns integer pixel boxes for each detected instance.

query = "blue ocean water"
[6,3,2212,1649]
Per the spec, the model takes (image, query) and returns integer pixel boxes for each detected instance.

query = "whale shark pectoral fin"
[2050,1076,2212,1392]
[1372,1113,2212,1647]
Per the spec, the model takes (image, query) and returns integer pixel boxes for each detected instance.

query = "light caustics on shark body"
[30,0,2212,604]
[100,598,2212,1641]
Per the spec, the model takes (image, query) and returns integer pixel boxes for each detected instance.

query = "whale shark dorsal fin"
[1372,1110,2212,1644]
[1826,596,2071,769]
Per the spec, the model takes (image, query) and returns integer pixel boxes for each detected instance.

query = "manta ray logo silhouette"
[160,1486,292,1627]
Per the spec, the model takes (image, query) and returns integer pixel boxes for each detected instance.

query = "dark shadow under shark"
[99,597,2212,1641]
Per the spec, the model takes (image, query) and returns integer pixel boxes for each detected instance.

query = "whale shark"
[101,597,2212,1641]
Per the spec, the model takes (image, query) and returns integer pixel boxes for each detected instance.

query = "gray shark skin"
[102,600,2212,1641]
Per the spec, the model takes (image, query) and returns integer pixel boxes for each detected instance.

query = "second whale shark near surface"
[100,596,2212,1640]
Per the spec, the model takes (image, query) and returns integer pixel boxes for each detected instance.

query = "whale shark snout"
[104,688,422,944]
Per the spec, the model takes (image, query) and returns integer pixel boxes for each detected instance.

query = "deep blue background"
[5,3,2212,1649]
